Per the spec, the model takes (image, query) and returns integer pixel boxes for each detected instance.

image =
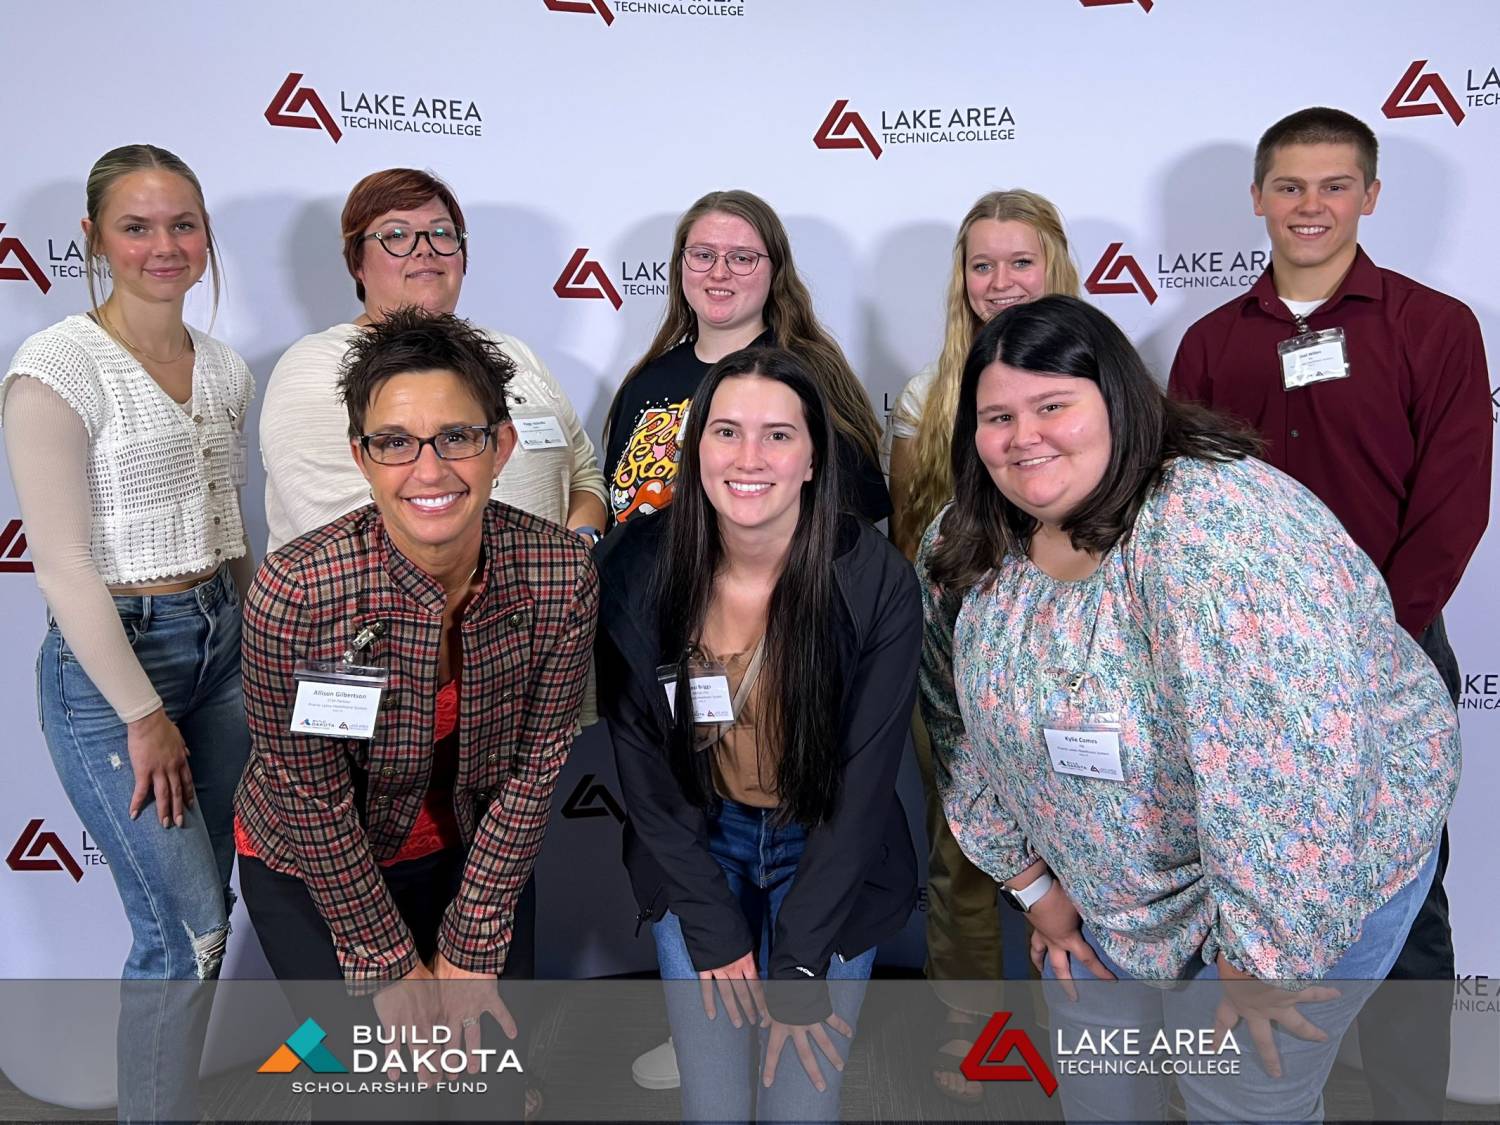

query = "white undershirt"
[1281,297,1325,319]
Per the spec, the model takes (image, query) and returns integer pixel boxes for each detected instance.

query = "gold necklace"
[101,309,191,365]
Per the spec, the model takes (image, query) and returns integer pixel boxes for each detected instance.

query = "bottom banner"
[0,978,1493,1121]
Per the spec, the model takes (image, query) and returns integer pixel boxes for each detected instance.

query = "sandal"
[525,1078,546,1121]
[931,1012,984,1106]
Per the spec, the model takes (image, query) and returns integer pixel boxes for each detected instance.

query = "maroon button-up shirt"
[1168,247,1491,637]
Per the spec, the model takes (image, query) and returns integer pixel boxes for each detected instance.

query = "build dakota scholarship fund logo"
[260,1016,522,1094]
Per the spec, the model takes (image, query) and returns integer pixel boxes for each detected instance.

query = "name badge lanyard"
[290,620,391,741]
[693,636,766,754]
[1039,592,1127,783]
[656,634,764,739]
[227,405,249,487]
[1278,312,1350,391]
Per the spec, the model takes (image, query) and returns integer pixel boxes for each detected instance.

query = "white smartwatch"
[1000,871,1054,914]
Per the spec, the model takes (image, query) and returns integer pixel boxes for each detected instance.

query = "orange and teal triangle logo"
[259,1018,347,1074]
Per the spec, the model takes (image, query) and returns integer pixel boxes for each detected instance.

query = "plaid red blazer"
[234,501,598,982]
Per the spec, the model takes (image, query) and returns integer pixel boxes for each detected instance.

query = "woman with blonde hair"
[2,143,252,1122]
[883,188,1078,1103]
[601,189,889,532]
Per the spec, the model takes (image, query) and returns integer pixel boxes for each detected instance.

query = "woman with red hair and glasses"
[256,169,602,1119]
[260,167,607,555]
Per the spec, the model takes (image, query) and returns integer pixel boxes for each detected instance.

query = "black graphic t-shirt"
[601,335,891,529]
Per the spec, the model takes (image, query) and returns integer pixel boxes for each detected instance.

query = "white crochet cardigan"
[1,315,252,584]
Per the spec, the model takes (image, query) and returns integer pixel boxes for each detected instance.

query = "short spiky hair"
[339,308,514,438]
[1254,107,1379,187]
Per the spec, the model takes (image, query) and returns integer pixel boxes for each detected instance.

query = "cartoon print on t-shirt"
[611,397,691,525]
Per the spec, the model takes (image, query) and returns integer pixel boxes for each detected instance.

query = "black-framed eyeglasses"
[362,224,467,258]
[359,425,495,466]
[681,245,768,276]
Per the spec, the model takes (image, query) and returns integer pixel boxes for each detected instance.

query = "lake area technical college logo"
[960,1012,1058,1095]
[561,774,625,822]
[554,249,623,310]
[0,519,34,572]
[265,72,483,143]
[1086,242,1270,305]
[543,0,746,23]
[1383,61,1466,126]
[1461,671,1500,711]
[5,819,107,882]
[1086,243,1158,305]
[554,248,668,309]
[814,98,1016,160]
[0,224,52,295]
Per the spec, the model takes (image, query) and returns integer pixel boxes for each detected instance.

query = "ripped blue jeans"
[37,566,248,1122]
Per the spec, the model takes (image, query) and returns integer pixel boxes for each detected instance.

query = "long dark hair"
[928,295,1261,591]
[655,346,845,827]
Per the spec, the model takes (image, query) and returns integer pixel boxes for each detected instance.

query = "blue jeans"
[653,798,877,1123]
[1042,845,1439,1124]
[37,566,249,1123]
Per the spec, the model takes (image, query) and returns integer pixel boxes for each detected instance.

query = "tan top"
[700,641,778,809]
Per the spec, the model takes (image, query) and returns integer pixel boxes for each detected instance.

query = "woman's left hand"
[761,1012,855,1092]
[433,952,517,1072]
[1026,878,1116,1001]
[1211,954,1341,1079]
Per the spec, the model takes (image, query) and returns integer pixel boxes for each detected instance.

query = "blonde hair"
[84,144,222,328]
[899,190,1079,547]
[608,189,882,464]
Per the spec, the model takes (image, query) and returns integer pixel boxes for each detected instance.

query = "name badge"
[1041,672,1125,783]
[1278,327,1350,390]
[1043,727,1125,782]
[515,415,567,451]
[290,659,389,740]
[230,431,249,487]
[657,659,734,724]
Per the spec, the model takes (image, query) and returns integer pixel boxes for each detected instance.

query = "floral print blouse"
[918,456,1458,981]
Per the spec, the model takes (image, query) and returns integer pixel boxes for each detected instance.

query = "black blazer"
[595,511,919,1023]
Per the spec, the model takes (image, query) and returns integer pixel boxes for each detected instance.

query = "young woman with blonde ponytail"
[883,188,1078,1104]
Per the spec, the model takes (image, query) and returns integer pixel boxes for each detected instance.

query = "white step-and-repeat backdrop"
[1,0,1496,1101]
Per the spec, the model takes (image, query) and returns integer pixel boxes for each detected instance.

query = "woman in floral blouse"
[918,295,1457,1122]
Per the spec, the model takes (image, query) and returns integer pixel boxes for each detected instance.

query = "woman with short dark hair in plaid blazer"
[234,311,598,1045]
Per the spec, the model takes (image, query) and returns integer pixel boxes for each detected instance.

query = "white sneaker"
[631,1037,680,1090]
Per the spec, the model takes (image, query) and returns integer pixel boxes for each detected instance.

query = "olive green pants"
[912,704,1007,1012]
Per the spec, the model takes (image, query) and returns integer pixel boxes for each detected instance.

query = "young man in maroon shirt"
[1170,106,1491,1119]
